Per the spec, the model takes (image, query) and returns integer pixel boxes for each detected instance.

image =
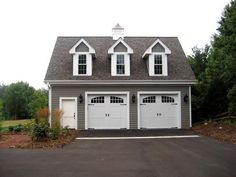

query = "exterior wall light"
[184,94,189,103]
[79,94,83,103]
[132,94,136,103]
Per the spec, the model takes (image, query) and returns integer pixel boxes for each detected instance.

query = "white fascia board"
[44,80,197,85]
[142,39,171,58]
[108,38,133,54]
[69,38,95,54]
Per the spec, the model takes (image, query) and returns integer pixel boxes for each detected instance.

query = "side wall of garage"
[51,85,190,129]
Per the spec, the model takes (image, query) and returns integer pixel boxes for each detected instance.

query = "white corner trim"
[59,97,78,130]
[108,38,133,54]
[137,91,181,129]
[142,39,171,58]
[48,84,52,127]
[69,38,95,54]
[85,91,130,130]
[189,86,192,128]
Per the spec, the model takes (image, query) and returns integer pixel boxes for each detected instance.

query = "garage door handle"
[140,104,146,105]
[74,113,75,118]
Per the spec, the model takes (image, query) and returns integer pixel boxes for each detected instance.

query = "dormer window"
[69,38,95,76]
[108,38,133,76]
[154,54,162,75]
[117,54,125,74]
[78,54,87,74]
[142,39,171,76]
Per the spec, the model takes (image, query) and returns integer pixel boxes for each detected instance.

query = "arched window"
[162,96,174,103]
[143,96,156,103]
[91,96,104,103]
[110,96,124,103]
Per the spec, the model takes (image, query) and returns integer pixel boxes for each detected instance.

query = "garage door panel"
[140,94,180,129]
[87,94,128,129]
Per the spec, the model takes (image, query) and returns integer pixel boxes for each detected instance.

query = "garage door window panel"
[162,96,175,103]
[110,96,124,103]
[91,96,104,103]
[143,96,156,103]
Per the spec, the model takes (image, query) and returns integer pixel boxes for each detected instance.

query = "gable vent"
[112,23,124,40]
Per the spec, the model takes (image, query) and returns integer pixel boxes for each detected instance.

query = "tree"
[189,0,236,120]
[3,82,35,119]
[188,45,210,79]
[28,89,48,118]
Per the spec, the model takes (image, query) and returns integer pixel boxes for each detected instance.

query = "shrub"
[228,85,236,113]
[13,124,24,132]
[31,122,49,141]
[49,127,60,140]
[52,109,62,128]
[24,120,35,131]
[36,108,49,124]
[8,126,14,132]
[62,126,70,136]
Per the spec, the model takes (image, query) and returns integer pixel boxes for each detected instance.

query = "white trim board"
[85,91,130,130]
[76,135,200,140]
[44,80,197,85]
[137,91,181,129]
[59,97,78,129]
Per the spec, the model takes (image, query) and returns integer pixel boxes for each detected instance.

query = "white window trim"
[85,91,130,130]
[59,97,78,130]
[137,91,181,129]
[108,38,133,54]
[142,39,171,58]
[111,52,130,76]
[149,53,168,76]
[73,52,92,76]
[69,38,95,54]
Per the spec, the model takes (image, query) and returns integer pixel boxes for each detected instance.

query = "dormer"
[142,39,171,76]
[69,39,95,76]
[108,38,133,76]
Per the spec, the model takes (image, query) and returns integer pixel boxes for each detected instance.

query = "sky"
[0,0,231,89]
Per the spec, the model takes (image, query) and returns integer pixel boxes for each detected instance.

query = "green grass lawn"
[1,119,34,129]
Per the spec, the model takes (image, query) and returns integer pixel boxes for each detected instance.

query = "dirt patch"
[0,133,31,148]
[192,122,236,144]
[0,131,77,149]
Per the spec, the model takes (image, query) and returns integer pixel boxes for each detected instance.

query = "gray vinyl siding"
[114,43,127,52]
[51,85,190,129]
[152,43,165,52]
[75,42,89,52]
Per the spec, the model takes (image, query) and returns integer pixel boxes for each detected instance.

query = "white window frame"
[149,53,168,76]
[111,52,130,76]
[137,91,181,129]
[73,52,92,76]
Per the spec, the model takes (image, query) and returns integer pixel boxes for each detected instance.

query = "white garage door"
[87,94,128,129]
[140,94,180,129]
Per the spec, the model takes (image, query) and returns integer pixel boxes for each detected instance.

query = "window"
[78,54,87,74]
[143,96,156,103]
[110,96,124,103]
[116,54,125,74]
[154,55,162,74]
[91,96,104,103]
[162,96,174,103]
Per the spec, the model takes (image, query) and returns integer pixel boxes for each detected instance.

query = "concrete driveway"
[0,134,235,177]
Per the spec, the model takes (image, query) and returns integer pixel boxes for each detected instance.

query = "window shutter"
[73,54,78,75]
[87,54,92,76]
[111,54,116,76]
[125,54,130,76]
[149,54,155,76]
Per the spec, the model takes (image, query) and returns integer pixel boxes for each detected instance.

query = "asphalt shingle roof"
[44,37,195,81]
